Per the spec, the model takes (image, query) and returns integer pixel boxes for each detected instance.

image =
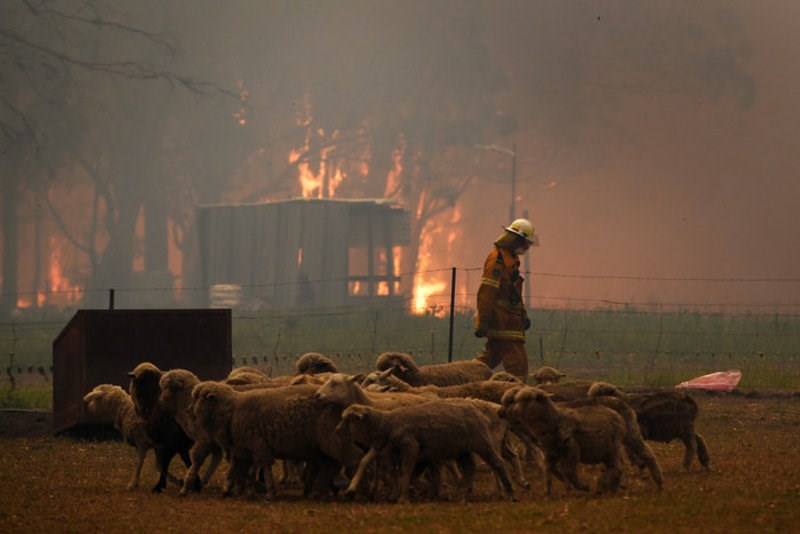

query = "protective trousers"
[475,338,529,380]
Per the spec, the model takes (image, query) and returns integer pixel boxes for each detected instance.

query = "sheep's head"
[375,352,418,378]
[336,404,371,435]
[529,366,566,385]
[189,381,230,421]
[315,373,359,404]
[295,352,338,375]
[360,368,394,390]
[127,362,163,418]
[159,369,198,413]
[507,386,554,420]
[588,381,623,398]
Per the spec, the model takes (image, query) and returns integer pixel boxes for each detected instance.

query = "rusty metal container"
[52,309,232,434]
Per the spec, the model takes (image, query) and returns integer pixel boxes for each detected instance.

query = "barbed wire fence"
[1,266,799,389]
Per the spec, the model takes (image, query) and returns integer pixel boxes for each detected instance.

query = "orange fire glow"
[412,227,447,315]
[26,236,83,308]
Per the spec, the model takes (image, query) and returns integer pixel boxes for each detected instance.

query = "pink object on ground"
[676,369,742,392]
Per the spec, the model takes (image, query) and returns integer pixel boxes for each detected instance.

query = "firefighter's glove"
[474,325,489,338]
[524,317,531,331]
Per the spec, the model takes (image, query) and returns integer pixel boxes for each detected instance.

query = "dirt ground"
[1,391,799,533]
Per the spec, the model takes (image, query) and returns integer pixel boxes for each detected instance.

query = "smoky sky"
[7,0,798,312]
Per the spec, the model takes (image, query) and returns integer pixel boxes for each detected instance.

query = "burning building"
[196,198,411,309]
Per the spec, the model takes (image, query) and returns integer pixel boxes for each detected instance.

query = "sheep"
[560,395,664,490]
[588,381,711,470]
[375,351,492,387]
[529,366,566,385]
[83,384,154,490]
[367,371,525,405]
[189,381,362,499]
[314,373,530,498]
[335,399,517,503]
[295,352,339,375]
[500,386,626,495]
[128,362,194,493]
[535,380,597,401]
[158,369,224,495]
[489,371,526,384]
[224,366,272,386]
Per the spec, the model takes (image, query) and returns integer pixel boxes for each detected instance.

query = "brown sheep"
[295,352,338,375]
[128,362,194,493]
[561,395,664,490]
[83,384,154,490]
[336,399,517,503]
[500,386,626,495]
[190,381,362,499]
[370,371,525,405]
[589,382,711,470]
[158,369,224,495]
[375,351,492,387]
[529,366,566,385]
[535,380,597,401]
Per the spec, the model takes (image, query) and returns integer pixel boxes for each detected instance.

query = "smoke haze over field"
[2,0,798,313]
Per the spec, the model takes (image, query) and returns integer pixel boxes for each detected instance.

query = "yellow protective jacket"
[476,245,527,341]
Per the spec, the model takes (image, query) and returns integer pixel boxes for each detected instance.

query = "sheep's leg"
[681,432,697,470]
[598,453,623,493]
[394,442,420,503]
[345,446,379,497]
[127,446,148,490]
[454,453,476,502]
[201,446,223,486]
[695,433,711,470]
[633,440,664,490]
[181,440,211,496]
[308,457,342,499]
[559,447,589,493]
[501,435,530,490]
[479,446,516,501]
[151,447,172,493]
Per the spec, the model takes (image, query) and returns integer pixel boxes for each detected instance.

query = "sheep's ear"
[127,371,136,378]
[378,368,393,379]
[347,374,360,384]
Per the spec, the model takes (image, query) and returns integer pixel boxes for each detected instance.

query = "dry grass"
[1,393,799,533]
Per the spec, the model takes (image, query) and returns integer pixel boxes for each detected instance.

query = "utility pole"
[474,142,517,222]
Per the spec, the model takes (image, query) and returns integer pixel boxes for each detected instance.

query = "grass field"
[1,392,799,533]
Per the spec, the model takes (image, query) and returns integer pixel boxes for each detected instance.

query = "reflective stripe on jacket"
[476,245,526,341]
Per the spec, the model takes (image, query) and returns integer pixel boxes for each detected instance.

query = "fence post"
[109,288,115,310]
[448,267,456,363]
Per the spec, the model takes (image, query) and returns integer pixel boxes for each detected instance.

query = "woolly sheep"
[529,366,566,385]
[336,399,517,503]
[535,380,597,401]
[83,384,154,490]
[375,351,492,387]
[315,373,530,494]
[224,366,272,386]
[561,395,664,489]
[588,381,711,470]
[489,371,526,384]
[128,362,194,493]
[365,372,522,405]
[295,352,339,375]
[190,381,362,499]
[500,386,626,495]
[158,369,224,495]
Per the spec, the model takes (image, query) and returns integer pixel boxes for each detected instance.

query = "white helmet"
[504,218,539,246]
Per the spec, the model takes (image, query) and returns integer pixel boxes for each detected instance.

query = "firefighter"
[474,218,539,380]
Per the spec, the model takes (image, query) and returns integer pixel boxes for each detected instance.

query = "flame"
[412,227,447,315]
[37,236,83,308]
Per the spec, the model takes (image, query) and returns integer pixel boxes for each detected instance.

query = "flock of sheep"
[82,352,710,502]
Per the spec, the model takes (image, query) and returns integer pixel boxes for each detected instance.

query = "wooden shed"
[196,198,411,309]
